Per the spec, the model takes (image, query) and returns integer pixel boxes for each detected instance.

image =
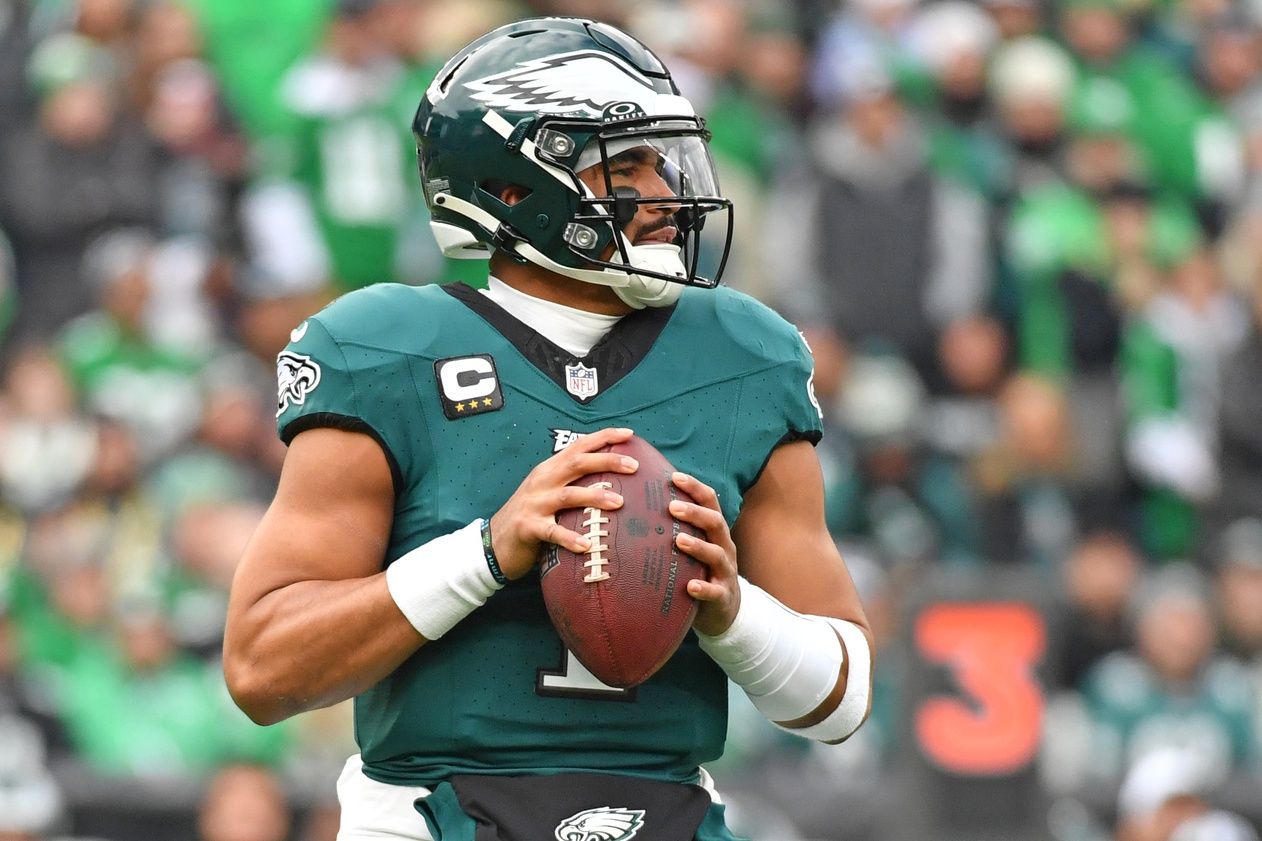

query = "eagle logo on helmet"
[467,49,656,116]
[553,807,646,841]
[275,351,322,416]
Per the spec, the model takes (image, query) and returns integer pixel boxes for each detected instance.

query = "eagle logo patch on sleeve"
[276,351,323,416]
[554,806,645,841]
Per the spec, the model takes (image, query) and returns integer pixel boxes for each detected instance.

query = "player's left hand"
[669,473,741,637]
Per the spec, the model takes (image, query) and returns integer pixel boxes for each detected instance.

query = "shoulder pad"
[708,287,812,365]
[312,283,452,350]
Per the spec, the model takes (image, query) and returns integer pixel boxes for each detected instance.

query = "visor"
[571,128,731,287]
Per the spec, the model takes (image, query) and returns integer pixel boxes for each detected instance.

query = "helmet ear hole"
[481,181,532,208]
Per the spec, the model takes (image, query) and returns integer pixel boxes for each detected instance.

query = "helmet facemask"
[548,116,733,308]
[434,111,733,309]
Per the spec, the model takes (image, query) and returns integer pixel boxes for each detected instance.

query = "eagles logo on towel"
[554,806,646,841]
[275,351,322,416]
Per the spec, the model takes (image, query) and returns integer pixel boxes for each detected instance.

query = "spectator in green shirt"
[1063,566,1260,796]
[183,0,332,142]
[59,604,289,777]
[1060,0,1223,202]
[1122,243,1250,558]
[57,229,205,462]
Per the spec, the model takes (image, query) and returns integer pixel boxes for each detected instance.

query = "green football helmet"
[412,17,733,308]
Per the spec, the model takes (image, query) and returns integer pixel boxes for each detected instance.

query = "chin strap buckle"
[491,223,528,260]
[504,118,536,155]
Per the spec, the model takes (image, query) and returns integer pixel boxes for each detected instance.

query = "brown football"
[540,435,709,688]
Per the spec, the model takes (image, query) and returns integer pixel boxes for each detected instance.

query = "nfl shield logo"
[565,362,599,400]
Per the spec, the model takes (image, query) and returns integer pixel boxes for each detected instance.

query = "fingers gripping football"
[670,473,742,637]
[490,427,638,580]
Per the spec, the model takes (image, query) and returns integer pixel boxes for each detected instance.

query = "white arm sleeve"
[697,578,872,744]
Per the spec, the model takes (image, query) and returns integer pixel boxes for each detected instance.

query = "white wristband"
[385,520,503,640]
[697,577,871,742]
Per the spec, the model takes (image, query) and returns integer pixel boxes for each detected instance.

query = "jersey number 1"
[537,647,633,700]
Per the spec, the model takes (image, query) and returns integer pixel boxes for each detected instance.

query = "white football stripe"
[480,110,582,193]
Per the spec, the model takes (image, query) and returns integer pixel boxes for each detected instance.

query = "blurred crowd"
[1,0,1262,839]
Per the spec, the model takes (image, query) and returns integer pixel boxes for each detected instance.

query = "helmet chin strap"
[608,242,686,309]
[433,192,687,309]
[515,237,686,310]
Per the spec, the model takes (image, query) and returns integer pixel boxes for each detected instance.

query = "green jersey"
[1080,652,1259,783]
[275,282,822,787]
[274,57,412,291]
[185,0,331,140]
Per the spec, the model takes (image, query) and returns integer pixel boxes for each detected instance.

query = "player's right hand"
[489,427,638,580]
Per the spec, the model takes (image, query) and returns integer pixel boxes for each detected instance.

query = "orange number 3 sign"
[914,603,1046,776]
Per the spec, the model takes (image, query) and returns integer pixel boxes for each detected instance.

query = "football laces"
[581,482,613,583]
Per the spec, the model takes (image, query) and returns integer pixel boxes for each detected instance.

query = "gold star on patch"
[482,397,493,407]
[455,402,465,412]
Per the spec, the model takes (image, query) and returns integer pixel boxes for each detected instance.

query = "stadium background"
[2,0,1262,838]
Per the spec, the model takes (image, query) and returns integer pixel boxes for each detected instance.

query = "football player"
[224,17,873,841]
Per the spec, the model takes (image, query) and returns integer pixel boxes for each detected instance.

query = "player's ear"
[490,183,531,206]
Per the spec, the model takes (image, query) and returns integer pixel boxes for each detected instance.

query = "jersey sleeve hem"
[280,412,405,498]
[747,429,822,492]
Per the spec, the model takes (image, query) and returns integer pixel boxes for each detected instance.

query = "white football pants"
[336,754,434,841]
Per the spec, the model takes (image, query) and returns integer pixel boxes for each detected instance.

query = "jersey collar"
[442,282,677,404]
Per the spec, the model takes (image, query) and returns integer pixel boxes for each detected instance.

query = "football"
[540,435,709,688]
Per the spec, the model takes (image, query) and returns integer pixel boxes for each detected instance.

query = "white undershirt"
[482,277,621,358]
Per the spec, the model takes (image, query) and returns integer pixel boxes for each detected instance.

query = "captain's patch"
[435,354,504,420]
[276,351,322,416]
